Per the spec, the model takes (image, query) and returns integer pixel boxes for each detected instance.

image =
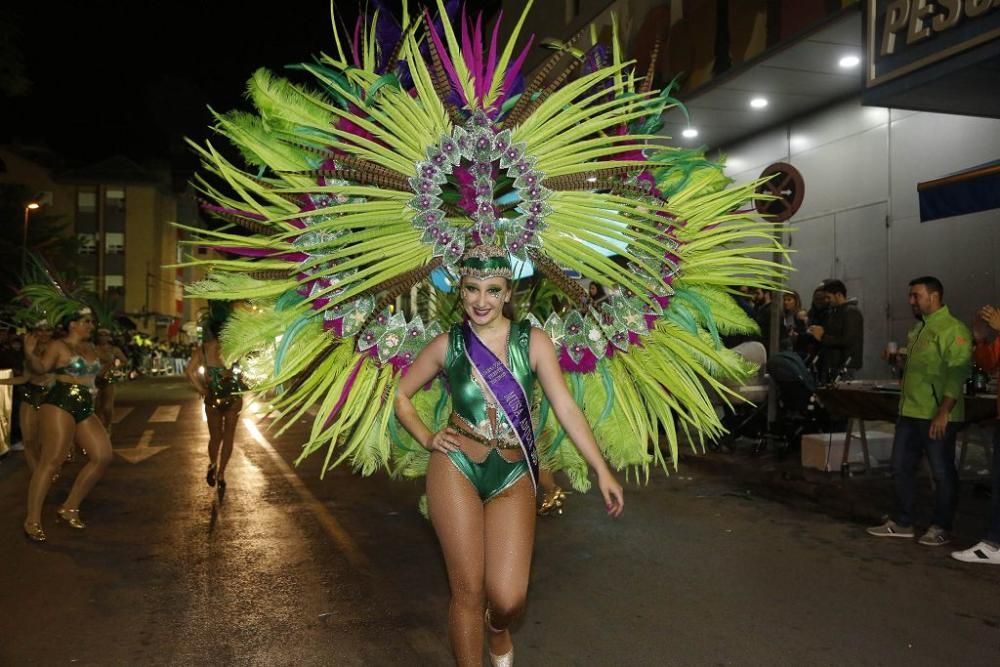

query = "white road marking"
[116,429,170,464]
[112,406,133,424]
[149,405,182,422]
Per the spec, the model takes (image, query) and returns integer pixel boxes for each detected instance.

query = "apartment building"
[0,145,206,338]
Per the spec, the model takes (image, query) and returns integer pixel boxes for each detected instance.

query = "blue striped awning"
[919,161,1000,222]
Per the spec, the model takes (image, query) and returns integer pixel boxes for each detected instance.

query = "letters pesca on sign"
[867,0,1000,86]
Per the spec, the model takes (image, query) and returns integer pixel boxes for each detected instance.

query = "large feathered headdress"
[180,1,787,484]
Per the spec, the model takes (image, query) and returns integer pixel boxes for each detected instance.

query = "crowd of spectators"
[730,279,865,383]
[0,328,195,450]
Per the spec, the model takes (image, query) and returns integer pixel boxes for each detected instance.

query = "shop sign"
[866,0,1000,86]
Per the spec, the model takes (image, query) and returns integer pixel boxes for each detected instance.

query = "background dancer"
[21,287,112,542]
[0,315,54,471]
[94,326,129,434]
[185,310,244,501]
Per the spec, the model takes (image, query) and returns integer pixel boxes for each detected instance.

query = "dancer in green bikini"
[395,245,624,667]
[185,313,245,501]
[20,289,113,542]
[0,316,54,472]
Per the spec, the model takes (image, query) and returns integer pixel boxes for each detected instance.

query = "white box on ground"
[801,431,894,471]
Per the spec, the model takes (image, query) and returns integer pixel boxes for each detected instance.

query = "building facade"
[0,146,208,339]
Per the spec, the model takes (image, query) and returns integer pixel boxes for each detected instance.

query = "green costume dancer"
[19,285,113,542]
[179,2,789,664]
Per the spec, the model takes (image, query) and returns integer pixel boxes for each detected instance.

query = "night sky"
[2,1,499,172]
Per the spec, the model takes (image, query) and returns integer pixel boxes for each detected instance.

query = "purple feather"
[559,346,599,373]
[352,16,363,67]
[500,35,534,105]
[370,0,402,72]
[482,10,502,102]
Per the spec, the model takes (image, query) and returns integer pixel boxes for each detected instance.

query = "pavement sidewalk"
[680,437,995,545]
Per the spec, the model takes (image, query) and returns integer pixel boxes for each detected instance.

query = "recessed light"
[750,97,768,109]
[839,55,860,68]
[682,128,699,139]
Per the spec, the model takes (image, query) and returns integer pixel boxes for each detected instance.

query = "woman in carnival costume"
[0,311,55,472]
[185,305,245,501]
[20,286,112,541]
[395,244,623,664]
[180,1,787,663]
[91,302,130,434]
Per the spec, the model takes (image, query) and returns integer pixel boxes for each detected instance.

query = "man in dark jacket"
[807,279,863,382]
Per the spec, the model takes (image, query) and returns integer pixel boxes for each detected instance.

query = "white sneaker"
[9,441,25,452]
[951,541,1000,565]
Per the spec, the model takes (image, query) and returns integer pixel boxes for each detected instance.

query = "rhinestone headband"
[458,244,513,280]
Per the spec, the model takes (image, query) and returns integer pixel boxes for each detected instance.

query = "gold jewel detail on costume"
[56,507,86,529]
[23,521,47,542]
[538,486,567,516]
[459,244,513,280]
[449,413,521,450]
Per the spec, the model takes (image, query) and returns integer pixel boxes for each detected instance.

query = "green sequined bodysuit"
[203,344,245,412]
[44,353,102,423]
[443,320,533,502]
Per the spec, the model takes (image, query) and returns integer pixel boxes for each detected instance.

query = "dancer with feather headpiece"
[18,285,111,542]
[180,2,787,662]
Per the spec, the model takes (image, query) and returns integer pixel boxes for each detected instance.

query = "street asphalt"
[0,377,997,666]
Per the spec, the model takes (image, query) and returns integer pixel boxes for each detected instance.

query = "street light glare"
[26,202,40,210]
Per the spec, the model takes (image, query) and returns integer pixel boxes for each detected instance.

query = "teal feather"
[598,363,615,421]
[274,312,314,378]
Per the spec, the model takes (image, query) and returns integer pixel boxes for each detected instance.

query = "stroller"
[708,341,770,452]
[766,351,828,451]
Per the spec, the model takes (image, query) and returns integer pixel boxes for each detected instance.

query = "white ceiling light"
[749,97,768,109]
[839,54,861,68]
[682,127,699,139]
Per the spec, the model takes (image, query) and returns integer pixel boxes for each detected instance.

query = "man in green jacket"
[868,276,971,546]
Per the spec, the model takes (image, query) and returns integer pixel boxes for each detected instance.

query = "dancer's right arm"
[184,347,207,396]
[23,334,65,374]
[394,333,461,454]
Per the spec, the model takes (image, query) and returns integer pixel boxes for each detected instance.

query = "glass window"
[105,232,125,254]
[104,187,126,232]
[77,189,97,213]
[77,233,97,254]
[105,274,124,288]
[106,188,125,211]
